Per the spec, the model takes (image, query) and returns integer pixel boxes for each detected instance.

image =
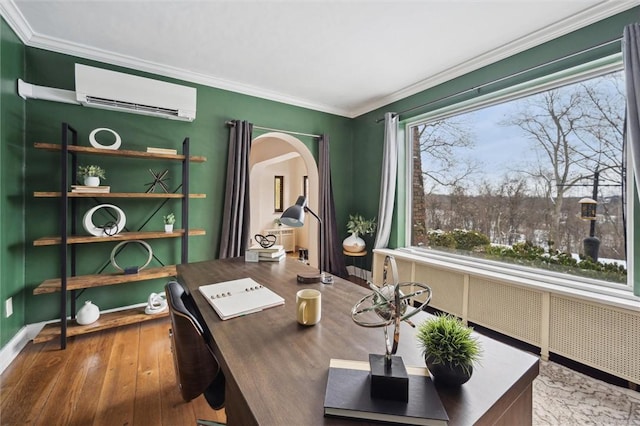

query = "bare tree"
[412,126,428,245]
[414,119,479,194]
[411,70,625,270]
[500,175,529,245]
[412,120,479,242]
[504,89,586,248]
[503,73,624,254]
[575,74,626,255]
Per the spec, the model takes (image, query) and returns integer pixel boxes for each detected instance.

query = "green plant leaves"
[416,313,482,374]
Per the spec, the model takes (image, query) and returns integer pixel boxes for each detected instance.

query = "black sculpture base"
[369,354,409,402]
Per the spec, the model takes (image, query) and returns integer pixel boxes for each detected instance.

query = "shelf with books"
[33,191,206,198]
[71,185,111,193]
[146,146,178,155]
[34,142,206,162]
[32,123,207,348]
[246,244,286,262]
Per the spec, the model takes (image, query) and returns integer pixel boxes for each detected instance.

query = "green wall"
[0,18,25,347]
[20,49,352,324]
[2,7,639,348]
[351,7,640,277]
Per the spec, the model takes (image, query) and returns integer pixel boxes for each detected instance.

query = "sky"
[420,70,625,198]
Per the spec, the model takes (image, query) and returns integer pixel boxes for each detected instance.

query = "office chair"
[165,280,226,413]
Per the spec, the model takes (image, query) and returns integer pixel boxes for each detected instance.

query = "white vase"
[84,176,100,187]
[77,300,100,325]
[343,232,366,253]
[164,224,174,233]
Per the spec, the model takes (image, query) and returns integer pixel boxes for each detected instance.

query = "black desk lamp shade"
[280,196,331,283]
[280,196,307,227]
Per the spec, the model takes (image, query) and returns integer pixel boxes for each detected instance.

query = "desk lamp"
[280,196,333,284]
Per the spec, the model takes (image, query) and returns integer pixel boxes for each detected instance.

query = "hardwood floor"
[0,318,226,425]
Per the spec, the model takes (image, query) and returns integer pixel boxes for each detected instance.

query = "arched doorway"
[249,132,320,268]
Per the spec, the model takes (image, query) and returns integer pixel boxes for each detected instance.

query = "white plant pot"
[76,300,100,325]
[343,232,366,253]
[84,176,100,187]
[164,224,174,233]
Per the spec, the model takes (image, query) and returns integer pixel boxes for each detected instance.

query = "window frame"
[402,53,636,298]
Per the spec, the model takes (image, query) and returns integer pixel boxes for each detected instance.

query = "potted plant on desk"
[417,313,482,386]
[343,214,376,253]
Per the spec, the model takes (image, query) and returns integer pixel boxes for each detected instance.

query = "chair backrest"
[166,280,220,402]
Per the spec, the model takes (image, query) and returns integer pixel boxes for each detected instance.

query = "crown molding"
[2,0,637,119]
[0,0,34,43]
[349,0,639,118]
[0,1,351,117]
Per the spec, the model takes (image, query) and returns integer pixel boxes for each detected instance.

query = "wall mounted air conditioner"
[75,64,197,122]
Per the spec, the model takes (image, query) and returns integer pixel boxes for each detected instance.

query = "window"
[407,57,630,289]
[274,176,284,212]
[303,175,309,199]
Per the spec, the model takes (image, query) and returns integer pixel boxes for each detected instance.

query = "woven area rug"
[534,360,640,425]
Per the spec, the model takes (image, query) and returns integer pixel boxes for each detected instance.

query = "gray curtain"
[319,135,348,278]
[218,120,253,258]
[624,24,640,201]
[623,24,640,296]
[373,112,399,249]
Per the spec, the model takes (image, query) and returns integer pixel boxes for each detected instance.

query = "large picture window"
[407,60,629,288]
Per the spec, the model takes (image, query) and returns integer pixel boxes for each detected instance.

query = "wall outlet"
[5,297,13,318]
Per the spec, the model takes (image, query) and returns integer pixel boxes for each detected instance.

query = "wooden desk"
[178,258,539,426]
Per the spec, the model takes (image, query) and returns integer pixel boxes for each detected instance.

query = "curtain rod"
[225,120,320,139]
[375,36,623,123]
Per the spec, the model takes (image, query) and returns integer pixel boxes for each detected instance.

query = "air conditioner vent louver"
[84,96,180,117]
[75,64,196,122]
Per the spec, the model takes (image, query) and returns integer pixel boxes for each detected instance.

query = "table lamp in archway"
[280,195,333,284]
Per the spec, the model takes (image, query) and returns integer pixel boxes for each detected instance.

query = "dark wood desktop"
[178,257,539,426]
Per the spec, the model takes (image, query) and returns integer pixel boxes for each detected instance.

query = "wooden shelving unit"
[34,192,206,198]
[33,229,206,246]
[32,123,206,348]
[34,265,178,294]
[33,307,168,344]
[34,142,206,162]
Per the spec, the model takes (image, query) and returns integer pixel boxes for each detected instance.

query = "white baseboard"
[0,322,44,375]
[0,301,150,375]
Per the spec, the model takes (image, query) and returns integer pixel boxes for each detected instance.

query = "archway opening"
[249,132,320,268]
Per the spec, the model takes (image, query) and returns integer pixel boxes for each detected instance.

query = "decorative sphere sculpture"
[351,255,432,365]
[373,285,408,321]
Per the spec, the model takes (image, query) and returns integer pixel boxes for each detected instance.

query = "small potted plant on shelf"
[416,313,482,386]
[163,213,176,233]
[77,164,106,187]
[343,214,376,253]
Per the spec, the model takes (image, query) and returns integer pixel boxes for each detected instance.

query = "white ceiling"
[1,1,637,117]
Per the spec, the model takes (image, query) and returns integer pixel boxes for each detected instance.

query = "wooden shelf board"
[34,265,178,294]
[34,142,206,162]
[34,228,206,246]
[32,307,169,344]
[34,192,206,198]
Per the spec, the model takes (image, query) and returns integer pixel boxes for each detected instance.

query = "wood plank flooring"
[0,318,226,426]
